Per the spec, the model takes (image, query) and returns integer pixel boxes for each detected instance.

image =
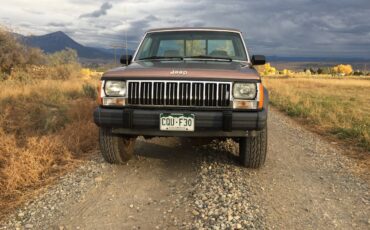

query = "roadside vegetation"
[257,62,368,77]
[261,62,370,152]
[0,27,100,219]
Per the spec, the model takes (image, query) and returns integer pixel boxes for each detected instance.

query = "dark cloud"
[19,22,32,28]
[163,0,370,58]
[47,22,70,27]
[79,2,112,18]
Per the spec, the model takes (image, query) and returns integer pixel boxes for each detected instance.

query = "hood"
[102,60,260,81]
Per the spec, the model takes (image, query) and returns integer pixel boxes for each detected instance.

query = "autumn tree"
[261,63,277,76]
[282,69,292,76]
[332,64,353,76]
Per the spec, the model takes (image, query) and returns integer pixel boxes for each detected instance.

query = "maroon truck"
[94,27,268,168]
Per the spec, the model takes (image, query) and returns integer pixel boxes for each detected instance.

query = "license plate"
[160,113,195,131]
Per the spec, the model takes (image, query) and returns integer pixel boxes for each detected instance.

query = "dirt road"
[1,109,369,229]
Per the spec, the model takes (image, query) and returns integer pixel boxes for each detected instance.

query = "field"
[263,77,370,152]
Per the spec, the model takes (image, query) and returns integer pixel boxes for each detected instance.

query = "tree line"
[259,63,368,77]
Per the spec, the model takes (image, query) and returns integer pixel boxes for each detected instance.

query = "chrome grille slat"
[127,81,231,107]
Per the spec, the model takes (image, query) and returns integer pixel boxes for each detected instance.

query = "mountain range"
[17,31,133,60]
[14,31,370,63]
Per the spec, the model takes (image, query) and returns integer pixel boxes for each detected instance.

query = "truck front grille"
[127,81,231,107]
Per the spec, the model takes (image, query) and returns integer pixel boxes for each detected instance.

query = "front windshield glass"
[135,31,248,61]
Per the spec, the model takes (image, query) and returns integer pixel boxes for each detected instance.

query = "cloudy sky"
[1,0,370,58]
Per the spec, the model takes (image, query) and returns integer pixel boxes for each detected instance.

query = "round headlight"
[104,81,126,96]
[233,83,257,99]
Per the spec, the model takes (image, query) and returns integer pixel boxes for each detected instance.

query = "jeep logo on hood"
[170,70,188,76]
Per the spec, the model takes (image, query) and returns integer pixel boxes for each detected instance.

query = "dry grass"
[0,77,99,219]
[264,77,370,152]
[0,27,101,219]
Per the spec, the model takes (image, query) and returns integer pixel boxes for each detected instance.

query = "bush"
[1,90,69,136]
[80,68,91,78]
[47,48,79,66]
[45,49,81,80]
[1,28,82,81]
[0,27,45,75]
[0,79,98,217]
[82,83,97,100]
[0,28,26,74]
[53,64,80,80]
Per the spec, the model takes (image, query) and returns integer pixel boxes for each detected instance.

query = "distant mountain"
[96,47,135,56]
[18,31,115,60]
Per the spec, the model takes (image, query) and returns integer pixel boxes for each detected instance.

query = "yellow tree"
[332,64,353,76]
[282,69,292,76]
[262,63,277,76]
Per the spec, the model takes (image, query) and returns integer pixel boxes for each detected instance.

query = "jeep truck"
[94,27,268,168]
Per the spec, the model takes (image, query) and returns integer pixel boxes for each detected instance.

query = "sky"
[1,0,370,58]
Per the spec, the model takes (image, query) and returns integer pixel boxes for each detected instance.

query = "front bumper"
[93,107,267,137]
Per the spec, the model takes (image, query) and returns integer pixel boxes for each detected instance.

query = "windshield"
[135,31,248,62]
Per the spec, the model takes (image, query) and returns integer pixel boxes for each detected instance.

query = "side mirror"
[120,55,133,65]
[251,55,266,65]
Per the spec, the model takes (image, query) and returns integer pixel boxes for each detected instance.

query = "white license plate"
[160,113,195,131]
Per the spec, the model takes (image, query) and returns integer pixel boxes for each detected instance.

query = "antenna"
[110,6,129,66]
[110,44,126,65]
[124,5,128,65]
[125,26,128,65]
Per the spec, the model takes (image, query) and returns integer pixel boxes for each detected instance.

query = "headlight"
[104,81,126,96]
[233,83,257,99]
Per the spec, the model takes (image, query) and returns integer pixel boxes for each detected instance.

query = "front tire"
[99,128,135,164]
[239,127,267,168]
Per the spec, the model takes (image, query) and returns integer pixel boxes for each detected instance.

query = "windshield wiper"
[185,55,232,62]
[139,56,183,61]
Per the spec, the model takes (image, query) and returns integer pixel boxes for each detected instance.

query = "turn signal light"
[103,98,126,106]
[233,100,258,109]
[97,81,103,105]
[258,83,264,109]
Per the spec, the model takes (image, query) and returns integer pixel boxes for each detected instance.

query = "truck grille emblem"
[170,70,188,75]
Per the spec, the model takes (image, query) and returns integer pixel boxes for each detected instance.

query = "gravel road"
[1,109,369,229]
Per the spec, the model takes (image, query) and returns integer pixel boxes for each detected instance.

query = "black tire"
[99,128,135,164]
[239,126,267,168]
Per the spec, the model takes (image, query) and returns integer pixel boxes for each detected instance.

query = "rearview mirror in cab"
[120,55,133,65]
[251,55,266,65]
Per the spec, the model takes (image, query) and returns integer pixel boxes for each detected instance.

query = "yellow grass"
[263,77,370,151]
[0,77,99,219]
